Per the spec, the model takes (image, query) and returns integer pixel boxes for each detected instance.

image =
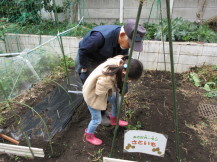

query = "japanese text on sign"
[124,130,168,157]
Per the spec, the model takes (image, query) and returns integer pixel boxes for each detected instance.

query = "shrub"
[0,0,52,25]
[144,17,217,43]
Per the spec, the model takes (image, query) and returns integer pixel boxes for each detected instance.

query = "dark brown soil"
[1,70,217,162]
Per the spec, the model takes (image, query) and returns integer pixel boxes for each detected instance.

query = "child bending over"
[83,55,143,146]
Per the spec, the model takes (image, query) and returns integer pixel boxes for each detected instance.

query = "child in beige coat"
[83,55,143,145]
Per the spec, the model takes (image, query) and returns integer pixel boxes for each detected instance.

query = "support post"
[166,0,181,161]
[120,0,124,23]
[170,0,174,17]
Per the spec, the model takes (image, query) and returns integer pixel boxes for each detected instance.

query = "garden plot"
[0,70,216,162]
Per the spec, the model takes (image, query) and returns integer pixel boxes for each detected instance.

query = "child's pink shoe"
[85,129,102,146]
[109,116,128,127]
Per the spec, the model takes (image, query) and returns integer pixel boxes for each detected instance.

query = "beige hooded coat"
[82,55,124,110]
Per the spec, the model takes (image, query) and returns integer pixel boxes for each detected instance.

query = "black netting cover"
[20,73,83,140]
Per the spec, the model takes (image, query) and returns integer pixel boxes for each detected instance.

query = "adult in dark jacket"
[75,19,146,125]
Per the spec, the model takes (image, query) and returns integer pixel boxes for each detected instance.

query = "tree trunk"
[196,0,208,24]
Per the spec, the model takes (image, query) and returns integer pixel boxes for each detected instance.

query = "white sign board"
[124,130,168,157]
[103,157,137,162]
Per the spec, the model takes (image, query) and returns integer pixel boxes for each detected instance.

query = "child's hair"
[103,56,143,92]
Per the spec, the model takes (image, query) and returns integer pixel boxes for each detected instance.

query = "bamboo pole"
[109,0,144,158]
[165,0,180,161]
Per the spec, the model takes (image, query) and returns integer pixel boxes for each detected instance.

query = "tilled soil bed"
[0,70,217,162]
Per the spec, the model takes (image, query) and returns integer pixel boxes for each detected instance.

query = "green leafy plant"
[145,17,217,43]
[0,0,53,25]
[144,22,158,40]
[189,72,201,87]
[126,121,142,130]
[0,20,96,38]
[67,22,97,37]
[125,109,135,120]
[204,91,217,98]
[113,19,124,26]
[188,65,217,98]
[60,56,75,69]
[203,82,216,91]
[63,143,68,147]
[1,16,217,43]
[0,115,5,126]
[196,25,217,43]
[88,148,104,162]
[199,139,208,146]
[0,48,72,101]
[14,155,21,161]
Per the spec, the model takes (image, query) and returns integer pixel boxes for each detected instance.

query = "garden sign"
[124,130,168,157]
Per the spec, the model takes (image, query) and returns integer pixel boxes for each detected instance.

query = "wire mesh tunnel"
[0,17,84,141]
[19,74,83,140]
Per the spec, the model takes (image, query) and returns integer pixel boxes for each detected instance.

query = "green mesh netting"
[0,38,63,101]
[0,17,84,140]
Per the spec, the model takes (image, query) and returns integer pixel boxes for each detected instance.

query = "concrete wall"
[172,0,217,22]
[1,33,217,73]
[140,41,217,72]
[78,0,217,24]
[38,0,217,24]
